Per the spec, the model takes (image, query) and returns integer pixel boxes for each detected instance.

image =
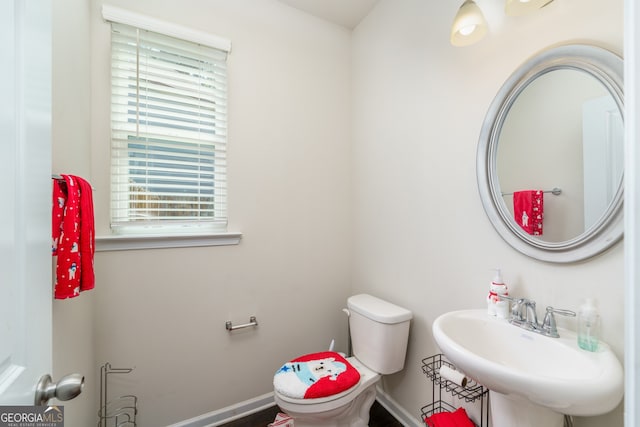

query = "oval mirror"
[477,44,624,263]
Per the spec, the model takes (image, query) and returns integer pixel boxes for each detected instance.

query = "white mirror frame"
[477,44,624,263]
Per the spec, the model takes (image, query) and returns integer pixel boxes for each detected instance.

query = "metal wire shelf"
[420,354,489,427]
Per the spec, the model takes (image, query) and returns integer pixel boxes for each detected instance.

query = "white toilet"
[273,294,412,427]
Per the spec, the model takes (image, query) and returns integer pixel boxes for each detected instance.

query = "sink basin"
[433,309,623,425]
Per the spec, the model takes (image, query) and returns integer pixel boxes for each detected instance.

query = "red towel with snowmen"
[274,351,360,399]
[513,190,543,235]
[52,175,95,299]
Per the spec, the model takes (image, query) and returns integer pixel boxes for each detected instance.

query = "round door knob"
[34,373,84,406]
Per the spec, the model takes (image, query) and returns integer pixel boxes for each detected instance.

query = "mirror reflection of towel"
[513,190,544,235]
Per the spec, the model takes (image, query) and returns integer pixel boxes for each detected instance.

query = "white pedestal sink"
[432,309,623,427]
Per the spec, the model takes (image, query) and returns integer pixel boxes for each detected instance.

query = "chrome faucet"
[501,296,576,338]
[541,306,577,338]
[509,297,527,322]
[504,297,534,325]
[523,299,539,328]
[511,298,543,332]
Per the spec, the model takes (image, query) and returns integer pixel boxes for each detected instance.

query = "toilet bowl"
[273,294,412,427]
[274,357,380,427]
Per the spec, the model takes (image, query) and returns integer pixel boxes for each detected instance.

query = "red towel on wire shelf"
[424,407,476,427]
[52,174,95,299]
[513,190,544,235]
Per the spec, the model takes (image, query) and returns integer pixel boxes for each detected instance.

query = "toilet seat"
[276,381,358,405]
[274,356,380,412]
[274,351,361,400]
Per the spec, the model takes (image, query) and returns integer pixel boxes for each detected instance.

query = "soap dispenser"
[577,298,600,351]
[487,269,509,317]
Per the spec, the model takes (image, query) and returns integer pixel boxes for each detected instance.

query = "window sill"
[95,231,242,252]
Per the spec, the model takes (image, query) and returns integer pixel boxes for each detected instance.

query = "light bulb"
[450,0,488,47]
[459,25,477,36]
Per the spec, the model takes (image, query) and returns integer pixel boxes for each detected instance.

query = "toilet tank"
[347,294,412,375]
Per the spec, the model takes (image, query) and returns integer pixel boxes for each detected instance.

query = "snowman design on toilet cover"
[274,351,360,399]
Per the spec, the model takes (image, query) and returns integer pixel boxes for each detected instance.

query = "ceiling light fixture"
[451,0,556,47]
[450,0,488,47]
[505,0,554,16]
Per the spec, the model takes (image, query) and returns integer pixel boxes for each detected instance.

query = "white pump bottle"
[487,269,509,317]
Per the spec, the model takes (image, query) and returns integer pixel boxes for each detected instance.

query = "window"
[109,21,229,235]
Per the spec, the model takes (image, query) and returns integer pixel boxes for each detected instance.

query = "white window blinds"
[110,22,228,234]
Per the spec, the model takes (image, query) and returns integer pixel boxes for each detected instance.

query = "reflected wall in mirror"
[477,44,624,263]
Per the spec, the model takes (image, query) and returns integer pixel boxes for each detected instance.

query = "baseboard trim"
[166,392,276,427]
[375,386,423,427]
[169,387,423,427]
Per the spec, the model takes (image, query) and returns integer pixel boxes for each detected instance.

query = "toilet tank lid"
[347,294,412,324]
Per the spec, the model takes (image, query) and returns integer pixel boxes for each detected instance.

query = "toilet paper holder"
[225,316,258,331]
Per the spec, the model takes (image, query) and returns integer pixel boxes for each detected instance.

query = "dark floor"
[221,400,404,427]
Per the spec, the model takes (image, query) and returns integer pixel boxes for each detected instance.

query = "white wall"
[51,0,626,426]
[351,1,624,426]
[86,1,353,425]
[51,0,95,424]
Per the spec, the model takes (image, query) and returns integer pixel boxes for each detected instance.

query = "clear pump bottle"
[577,298,600,352]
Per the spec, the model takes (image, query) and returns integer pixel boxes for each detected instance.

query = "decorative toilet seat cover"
[274,351,361,399]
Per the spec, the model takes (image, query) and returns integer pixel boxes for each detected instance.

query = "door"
[0,0,53,405]
[582,95,624,229]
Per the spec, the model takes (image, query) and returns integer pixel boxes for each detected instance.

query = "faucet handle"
[542,306,577,337]
[500,296,527,322]
[546,307,576,317]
